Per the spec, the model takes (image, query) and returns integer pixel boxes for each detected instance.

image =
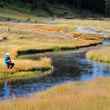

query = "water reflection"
[3,81,10,98]
[0,51,110,99]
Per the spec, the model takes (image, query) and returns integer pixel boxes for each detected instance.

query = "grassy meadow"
[0,57,52,80]
[86,46,110,63]
[0,22,103,57]
[0,3,110,110]
[0,19,105,81]
[0,6,109,110]
[54,19,110,31]
[0,77,110,110]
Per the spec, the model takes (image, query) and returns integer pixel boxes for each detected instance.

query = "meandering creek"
[0,40,110,100]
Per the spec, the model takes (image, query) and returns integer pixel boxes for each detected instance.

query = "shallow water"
[103,39,110,46]
[0,40,110,99]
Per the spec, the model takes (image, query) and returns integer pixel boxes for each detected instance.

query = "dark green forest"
[0,0,107,16]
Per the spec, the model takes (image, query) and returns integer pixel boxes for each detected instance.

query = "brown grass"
[0,77,110,110]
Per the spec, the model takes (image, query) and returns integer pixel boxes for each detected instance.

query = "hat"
[5,53,10,56]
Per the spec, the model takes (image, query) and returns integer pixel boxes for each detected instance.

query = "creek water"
[0,40,110,99]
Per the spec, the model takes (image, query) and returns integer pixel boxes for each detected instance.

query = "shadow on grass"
[17,42,102,56]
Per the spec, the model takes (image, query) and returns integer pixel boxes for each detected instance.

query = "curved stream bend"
[0,40,110,99]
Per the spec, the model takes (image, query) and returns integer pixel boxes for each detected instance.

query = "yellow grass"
[86,46,110,63]
[0,19,109,110]
[0,20,104,80]
[0,77,110,110]
[0,57,52,80]
[54,19,110,31]
[0,57,52,72]
[0,22,103,57]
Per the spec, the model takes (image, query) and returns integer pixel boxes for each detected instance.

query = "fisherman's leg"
[6,63,10,69]
[10,63,15,69]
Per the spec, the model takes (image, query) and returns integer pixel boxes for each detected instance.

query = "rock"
[75,27,110,38]
[75,27,98,34]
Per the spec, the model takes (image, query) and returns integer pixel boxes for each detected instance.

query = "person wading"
[3,53,15,69]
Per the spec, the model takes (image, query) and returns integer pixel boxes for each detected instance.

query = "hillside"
[0,1,105,23]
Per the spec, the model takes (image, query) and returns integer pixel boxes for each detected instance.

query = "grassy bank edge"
[86,46,110,63]
[0,57,53,84]
[0,68,52,86]
[17,40,102,56]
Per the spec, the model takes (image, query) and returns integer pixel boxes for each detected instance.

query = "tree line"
[0,0,106,14]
